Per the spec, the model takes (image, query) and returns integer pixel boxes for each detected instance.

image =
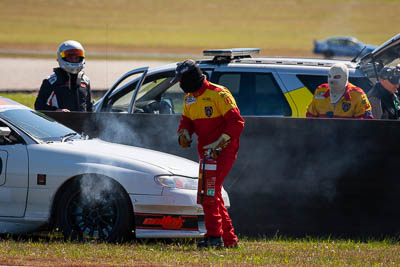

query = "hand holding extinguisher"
[197,148,217,204]
[203,133,231,159]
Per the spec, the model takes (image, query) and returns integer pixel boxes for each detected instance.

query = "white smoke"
[79,173,116,204]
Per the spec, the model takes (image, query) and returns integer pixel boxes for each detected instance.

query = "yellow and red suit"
[306,83,373,119]
[178,79,244,246]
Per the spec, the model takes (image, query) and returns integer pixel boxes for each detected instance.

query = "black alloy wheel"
[56,177,133,242]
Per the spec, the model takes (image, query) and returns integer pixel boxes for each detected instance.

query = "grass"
[0,234,399,266]
[0,92,105,109]
[0,92,37,109]
[0,0,399,58]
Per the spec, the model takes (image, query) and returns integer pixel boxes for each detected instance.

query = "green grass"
[0,92,105,109]
[0,93,36,109]
[0,235,399,266]
[0,0,399,57]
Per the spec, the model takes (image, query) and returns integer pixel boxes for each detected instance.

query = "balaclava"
[328,63,349,104]
[172,59,205,93]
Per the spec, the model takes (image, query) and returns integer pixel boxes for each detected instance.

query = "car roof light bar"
[203,48,260,64]
[203,48,260,58]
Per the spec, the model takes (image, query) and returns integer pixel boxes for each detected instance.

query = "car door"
[96,67,148,113]
[359,33,400,74]
[98,66,214,115]
[210,66,292,116]
[133,68,214,115]
[0,121,29,217]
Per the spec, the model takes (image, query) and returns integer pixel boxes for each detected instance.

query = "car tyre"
[56,176,134,242]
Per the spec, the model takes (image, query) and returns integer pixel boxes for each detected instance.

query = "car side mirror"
[0,127,11,137]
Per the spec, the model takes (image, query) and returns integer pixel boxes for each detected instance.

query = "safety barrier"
[43,111,400,238]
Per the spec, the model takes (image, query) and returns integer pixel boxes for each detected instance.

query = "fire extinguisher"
[197,149,217,205]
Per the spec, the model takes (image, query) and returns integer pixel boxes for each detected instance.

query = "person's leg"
[201,200,222,238]
[215,150,238,247]
[198,153,223,248]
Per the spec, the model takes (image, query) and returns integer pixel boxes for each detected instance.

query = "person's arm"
[368,96,382,119]
[305,98,319,118]
[177,95,194,144]
[217,89,244,140]
[354,92,374,119]
[86,80,94,112]
[34,79,58,111]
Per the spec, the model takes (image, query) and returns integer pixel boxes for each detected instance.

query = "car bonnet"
[52,139,199,177]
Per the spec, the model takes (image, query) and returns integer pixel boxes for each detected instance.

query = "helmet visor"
[60,49,85,58]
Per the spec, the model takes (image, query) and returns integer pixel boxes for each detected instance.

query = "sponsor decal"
[224,96,233,105]
[342,102,351,112]
[185,95,196,105]
[202,97,211,102]
[143,216,185,229]
[47,74,57,84]
[205,106,213,117]
[135,213,199,231]
[64,81,71,86]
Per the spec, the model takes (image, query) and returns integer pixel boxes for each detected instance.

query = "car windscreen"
[1,109,80,142]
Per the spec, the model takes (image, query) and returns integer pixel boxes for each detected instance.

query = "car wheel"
[323,51,334,58]
[56,176,134,242]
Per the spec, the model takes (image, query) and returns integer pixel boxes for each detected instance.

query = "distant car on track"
[0,97,229,241]
[313,36,377,58]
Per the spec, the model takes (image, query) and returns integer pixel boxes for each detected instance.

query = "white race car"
[0,97,229,241]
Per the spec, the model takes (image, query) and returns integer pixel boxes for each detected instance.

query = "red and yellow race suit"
[178,79,244,246]
[306,83,373,119]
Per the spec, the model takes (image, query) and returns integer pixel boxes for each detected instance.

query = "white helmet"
[57,40,85,74]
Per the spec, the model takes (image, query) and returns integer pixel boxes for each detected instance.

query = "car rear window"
[212,72,292,116]
[296,75,372,94]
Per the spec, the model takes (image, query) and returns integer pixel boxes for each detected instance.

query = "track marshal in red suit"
[173,59,244,249]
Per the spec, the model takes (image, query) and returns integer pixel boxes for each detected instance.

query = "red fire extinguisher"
[197,149,217,205]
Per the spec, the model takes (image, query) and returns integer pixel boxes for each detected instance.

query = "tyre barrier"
[43,111,400,238]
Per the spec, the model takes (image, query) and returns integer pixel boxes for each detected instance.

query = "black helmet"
[171,59,205,93]
[379,66,400,84]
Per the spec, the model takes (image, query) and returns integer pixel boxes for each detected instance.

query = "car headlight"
[155,175,198,190]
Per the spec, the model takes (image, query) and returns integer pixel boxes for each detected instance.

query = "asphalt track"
[0,57,170,91]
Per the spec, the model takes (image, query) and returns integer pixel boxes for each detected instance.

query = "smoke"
[77,112,189,205]
[83,112,197,160]
[225,117,371,205]
[79,173,116,205]
[98,113,178,150]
